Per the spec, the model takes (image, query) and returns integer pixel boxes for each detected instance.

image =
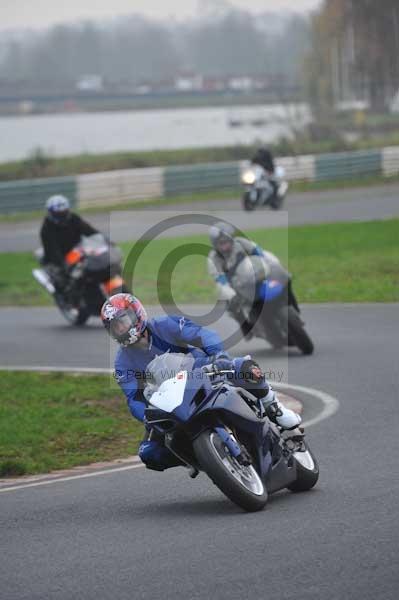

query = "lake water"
[0,103,310,163]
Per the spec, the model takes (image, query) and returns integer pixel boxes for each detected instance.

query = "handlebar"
[202,365,235,377]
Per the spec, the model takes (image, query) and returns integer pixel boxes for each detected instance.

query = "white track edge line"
[0,367,339,494]
[0,463,144,494]
[273,381,340,428]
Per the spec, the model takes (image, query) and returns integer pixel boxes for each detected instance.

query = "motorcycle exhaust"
[32,268,56,295]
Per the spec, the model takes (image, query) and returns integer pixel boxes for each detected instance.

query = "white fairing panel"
[149,371,188,413]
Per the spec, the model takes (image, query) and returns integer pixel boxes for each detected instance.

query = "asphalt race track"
[1,182,399,252]
[1,303,399,600]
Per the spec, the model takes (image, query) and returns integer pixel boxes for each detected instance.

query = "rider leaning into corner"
[40,195,99,288]
[101,293,301,472]
[207,222,300,338]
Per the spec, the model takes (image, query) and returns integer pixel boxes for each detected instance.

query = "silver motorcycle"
[241,164,289,211]
[221,255,314,355]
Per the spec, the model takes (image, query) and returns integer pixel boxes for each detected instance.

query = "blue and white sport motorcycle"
[224,255,314,355]
[144,354,319,512]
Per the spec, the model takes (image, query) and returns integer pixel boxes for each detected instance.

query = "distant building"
[202,76,227,92]
[135,84,153,95]
[228,77,254,92]
[76,75,103,92]
[174,74,204,92]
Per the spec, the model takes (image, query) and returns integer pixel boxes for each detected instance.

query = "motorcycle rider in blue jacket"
[101,293,301,471]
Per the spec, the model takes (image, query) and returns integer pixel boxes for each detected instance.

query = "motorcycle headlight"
[241,170,256,185]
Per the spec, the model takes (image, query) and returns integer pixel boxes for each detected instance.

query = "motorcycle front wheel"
[55,294,90,326]
[193,430,268,512]
[242,191,256,212]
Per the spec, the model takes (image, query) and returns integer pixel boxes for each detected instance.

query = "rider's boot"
[262,389,302,430]
[237,358,301,429]
[239,318,254,340]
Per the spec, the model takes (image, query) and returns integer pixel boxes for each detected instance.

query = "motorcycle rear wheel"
[287,306,314,355]
[193,430,268,512]
[270,194,284,210]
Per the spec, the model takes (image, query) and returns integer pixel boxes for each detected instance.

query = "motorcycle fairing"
[258,279,286,303]
[146,372,297,490]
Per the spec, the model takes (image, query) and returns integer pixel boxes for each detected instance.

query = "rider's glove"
[240,358,265,384]
[212,351,233,372]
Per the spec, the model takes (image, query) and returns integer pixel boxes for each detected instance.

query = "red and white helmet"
[101,293,148,347]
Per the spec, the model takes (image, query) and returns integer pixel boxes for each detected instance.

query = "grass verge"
[1,124,399,181]
[1,219,398,306]
[0,371,143,477]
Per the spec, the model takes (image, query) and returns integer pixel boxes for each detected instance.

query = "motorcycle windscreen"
[231,255,270,303]
[80,235,122,276]
[144,353,195,403]
[146,353,195,388]
[145,353,212,419]
[80,233,109,255]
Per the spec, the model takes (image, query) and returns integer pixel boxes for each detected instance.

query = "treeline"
[306,0,399,112]
[0,10,310,88]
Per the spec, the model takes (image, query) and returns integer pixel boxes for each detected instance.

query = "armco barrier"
[382,146,399,177]
[0,176,77,214]
[77,167,163,209]
[163,161,240,197]
[1,147,398,215]
[279,155,316,181]
[315,149,382,181]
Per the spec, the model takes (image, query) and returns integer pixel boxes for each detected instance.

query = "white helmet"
[46,195,71,224]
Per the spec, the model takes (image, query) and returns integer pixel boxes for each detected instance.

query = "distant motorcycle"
[144,352,319,512]
[33,233,129,326]
[221,255,314,355]
[241,164,288,211]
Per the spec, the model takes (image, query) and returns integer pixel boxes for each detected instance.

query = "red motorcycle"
[33,233,129,325]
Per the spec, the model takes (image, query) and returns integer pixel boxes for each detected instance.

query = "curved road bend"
[0,303,398,600]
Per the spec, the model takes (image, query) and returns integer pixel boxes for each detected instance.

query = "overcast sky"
[0,0,322,31]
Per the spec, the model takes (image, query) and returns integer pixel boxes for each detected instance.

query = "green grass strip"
[0,371,143,477]
[0,219,398,307]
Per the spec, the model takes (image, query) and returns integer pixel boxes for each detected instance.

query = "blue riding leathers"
[114,315,272,471]
[115,315,224,422]
[115,315,225,470]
